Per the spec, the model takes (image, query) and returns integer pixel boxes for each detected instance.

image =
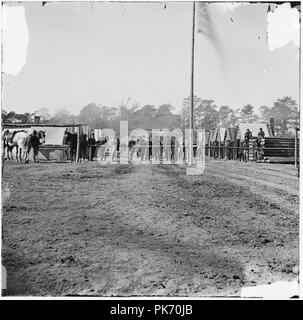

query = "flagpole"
[297,8,301,173]
[189,1,196,165]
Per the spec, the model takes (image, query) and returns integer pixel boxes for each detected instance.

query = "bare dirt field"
[1,159,299,296]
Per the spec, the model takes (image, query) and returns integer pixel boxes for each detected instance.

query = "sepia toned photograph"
[1,1,301,299]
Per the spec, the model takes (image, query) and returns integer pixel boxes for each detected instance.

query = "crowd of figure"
[2,127,267,164]
[91,134,187,164]
[221,128,266,162]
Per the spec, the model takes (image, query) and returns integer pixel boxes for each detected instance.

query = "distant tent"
[226,127,237,141]
[209,129,218,142]
[236,123,272,140]
[218,128,227,142]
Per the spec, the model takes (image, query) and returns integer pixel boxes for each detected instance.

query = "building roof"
[32,108,51,121]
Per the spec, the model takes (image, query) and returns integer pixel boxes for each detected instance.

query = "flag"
[196,2,219,50]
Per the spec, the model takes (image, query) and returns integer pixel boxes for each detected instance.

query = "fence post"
[295,128,298,168]
[76,125,80,163]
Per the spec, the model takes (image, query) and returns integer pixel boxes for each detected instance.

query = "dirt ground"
[1,159,299,297]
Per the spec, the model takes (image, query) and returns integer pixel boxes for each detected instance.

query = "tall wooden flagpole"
[189,1,196,165]
[296,7,301,173]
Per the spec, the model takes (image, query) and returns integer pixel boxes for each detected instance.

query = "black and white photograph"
[0,1,301,299]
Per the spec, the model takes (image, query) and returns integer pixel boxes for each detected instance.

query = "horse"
[10,130,45,162]
[2,130,24,160]
[2,130,14,160]
[9,131,28,161]
[24,130,46,163]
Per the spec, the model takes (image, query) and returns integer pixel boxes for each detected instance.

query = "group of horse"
[2,129,46,163]
[2,129,89,163]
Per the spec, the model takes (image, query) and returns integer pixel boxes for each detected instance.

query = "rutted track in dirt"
[1,160,299,296]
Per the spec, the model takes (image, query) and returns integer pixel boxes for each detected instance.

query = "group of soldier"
[242,128,266,161]
[78,127,267,163]
[93,134,184,163]
[213,128,266,162]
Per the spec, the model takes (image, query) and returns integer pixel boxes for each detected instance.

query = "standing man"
[148,133,153,163]
[171,136,176,163]
[25,130,40,163]
[88,132,96,161]
[244,128,252,143]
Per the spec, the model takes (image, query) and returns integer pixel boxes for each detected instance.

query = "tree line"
[2,96,299,136]
[181,96,299,135]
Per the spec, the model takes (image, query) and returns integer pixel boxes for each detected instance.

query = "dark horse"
[63,132,88,162]
[24,130,46,163]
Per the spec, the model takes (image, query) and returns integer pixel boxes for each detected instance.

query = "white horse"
[11,132,28,161]
[2,130,26,160]
[12,130,45,162]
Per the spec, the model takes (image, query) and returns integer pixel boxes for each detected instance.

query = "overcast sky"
[2,1,300,115]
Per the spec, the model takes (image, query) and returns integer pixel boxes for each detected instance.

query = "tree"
[218,105,237,127]
[77,103,104,128]
[181,96,220,131]
[2,109,9,122]
[258,97,299,135]
[135,105,157,116]
[198,100,220,130]
[157,104,173,116]
[49,108,77,125]
[6,111,17,122]
[99,106,120,132]
[77,103,121,130]
[181,95,203,130]
[268,96,299,135]
[259,105,271,122]
[19,112,32,124]
[229,111,239,127]
[239,104,259,123]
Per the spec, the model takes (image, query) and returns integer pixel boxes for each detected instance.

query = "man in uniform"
[258,128,265,138]
[244,128,252,143]
[26,130,40,163]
